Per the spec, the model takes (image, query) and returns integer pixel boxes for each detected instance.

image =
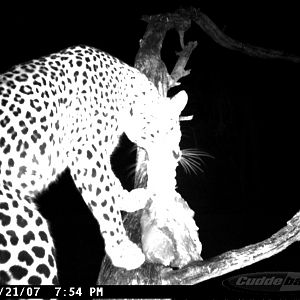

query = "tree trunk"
[95,7,300,298]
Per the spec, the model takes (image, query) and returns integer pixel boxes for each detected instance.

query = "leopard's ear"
[170,90,188,114]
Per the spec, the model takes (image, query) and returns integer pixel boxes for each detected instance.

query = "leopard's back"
[0,45,187,283]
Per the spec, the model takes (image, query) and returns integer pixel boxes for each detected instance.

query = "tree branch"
[96,7,300,290]
[169,40,198,88]
[187,7,300,62]
[161,211,300,284]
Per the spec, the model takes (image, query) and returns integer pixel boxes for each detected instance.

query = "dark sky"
[1,2,299,297]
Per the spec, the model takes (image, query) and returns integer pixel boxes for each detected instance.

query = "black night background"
[0,2,299,298]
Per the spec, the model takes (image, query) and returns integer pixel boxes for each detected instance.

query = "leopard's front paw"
[106,238,145,270]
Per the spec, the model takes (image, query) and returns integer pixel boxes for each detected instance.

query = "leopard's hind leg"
[0,193,58,285]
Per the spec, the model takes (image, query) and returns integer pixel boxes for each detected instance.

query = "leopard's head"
[124,90,188,190]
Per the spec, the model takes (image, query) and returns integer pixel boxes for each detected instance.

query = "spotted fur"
[0,45,187,284]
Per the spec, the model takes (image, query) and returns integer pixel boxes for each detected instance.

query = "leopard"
[0,45,188,285]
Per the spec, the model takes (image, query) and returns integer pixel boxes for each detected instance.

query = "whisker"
[126,162,138,179]
[187,157,203,174]
[128,144,138,154]
[180,148,213,174]
[180,156,201,175]
[182,148,214,158]
[179,159,191,175]
[184,154,203,164]
[180,160,192,175]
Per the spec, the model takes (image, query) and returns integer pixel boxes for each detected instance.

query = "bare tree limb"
[161,211,300,285]
[97,211,300,286]
[96,7,300,290]
[169,40,198,88]
[187,7,300,62]
[135,13,195,94]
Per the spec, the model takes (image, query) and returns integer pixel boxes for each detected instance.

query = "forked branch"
[97,7,300,288]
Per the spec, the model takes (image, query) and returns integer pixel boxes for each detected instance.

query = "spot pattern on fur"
[0,45,186,283]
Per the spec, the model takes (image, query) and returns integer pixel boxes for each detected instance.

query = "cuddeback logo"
[223,272,300,293]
